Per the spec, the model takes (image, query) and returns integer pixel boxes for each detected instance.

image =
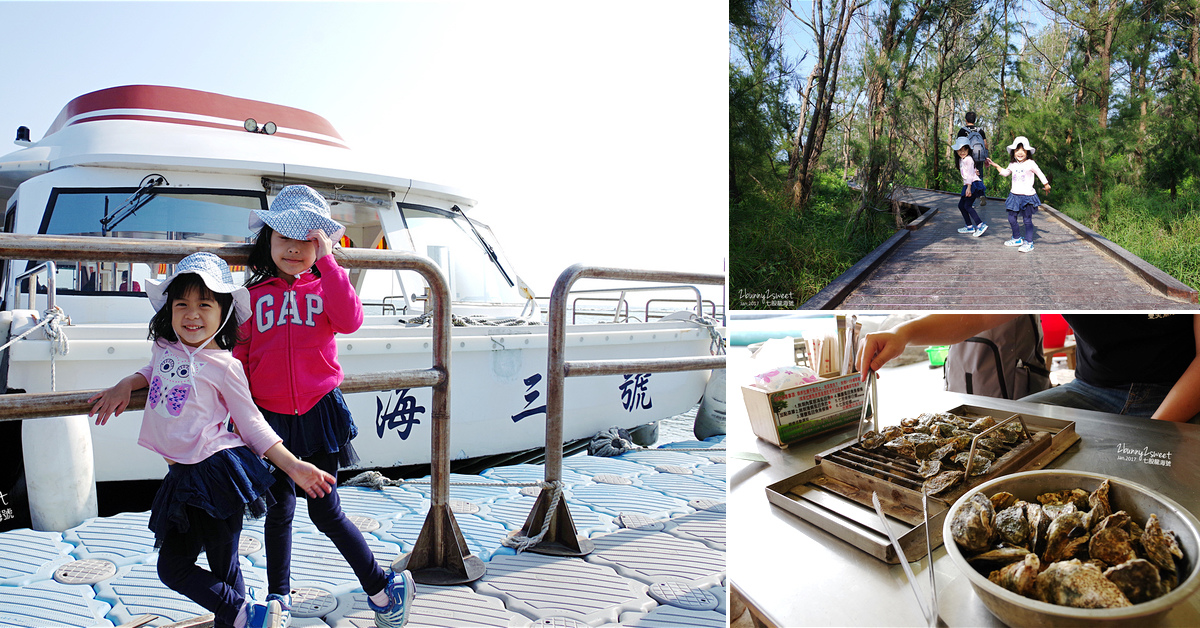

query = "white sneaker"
[1004,238,1023,247]
[1019,242,1034,252]
[957,225,975,234]
[369,569,416,628]
[973,223,988,237]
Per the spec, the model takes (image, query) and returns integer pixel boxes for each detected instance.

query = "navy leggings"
[958,184,983,227]
[1007,206,1036,241]
[158,508,244,628]
[265,451,387,597]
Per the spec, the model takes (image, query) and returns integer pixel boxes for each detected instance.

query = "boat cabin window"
[394,205,523,306]
[39,188,263,294]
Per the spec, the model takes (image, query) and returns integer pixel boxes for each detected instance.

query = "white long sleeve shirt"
[997,159,1048,195]
[958,155,981,186]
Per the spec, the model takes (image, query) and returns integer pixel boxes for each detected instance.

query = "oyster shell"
[1089,525,1137,567]
[1034,559,1132,609]
[988,552,1040,598]
[969,416,997,432]
[1141,514,1183,573]
[928,443,957,461]
[917,458,941,479]
[1085,479,1113,530]
[952,451,994,476]
[924,470,963,496]
[1038,488,1091,512]
[951,493,996,553]
[969,545,1032,571]
[990,492,1018,512]
[1043,510,1090,564]
[859,430,887,450]
[1104,558,1164,604]
[994,503,1032,549]
[1026,502,1051,556]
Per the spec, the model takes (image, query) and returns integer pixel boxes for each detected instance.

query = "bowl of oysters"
[943,469,1200,626]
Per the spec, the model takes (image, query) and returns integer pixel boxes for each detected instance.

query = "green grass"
[1056,183,1200,291]
[729,172,893,308]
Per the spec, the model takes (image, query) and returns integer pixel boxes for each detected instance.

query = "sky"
[0,1,728,306]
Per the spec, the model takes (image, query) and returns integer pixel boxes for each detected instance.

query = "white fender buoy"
[693,368,726,440]
[24,414,98,531]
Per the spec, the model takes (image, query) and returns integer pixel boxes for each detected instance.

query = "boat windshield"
[387,204,524,306]
[40,188,261,293]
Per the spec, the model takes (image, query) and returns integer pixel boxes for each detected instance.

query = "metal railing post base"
[392,504,485,585]
[518,487,594,557]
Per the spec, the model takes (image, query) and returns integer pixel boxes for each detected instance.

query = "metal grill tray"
[765,404,1079,563]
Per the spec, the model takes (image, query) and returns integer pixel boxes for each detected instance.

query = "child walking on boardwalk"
[985,136,1050,253]
[234,185,414,628]
[952,137,988,237]
[89,252,337,628]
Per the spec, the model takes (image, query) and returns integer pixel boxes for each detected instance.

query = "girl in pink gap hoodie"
[89,252,335,628]
[234,185,414,628]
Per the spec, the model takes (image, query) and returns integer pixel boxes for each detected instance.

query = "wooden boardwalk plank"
[833,187,1198,310]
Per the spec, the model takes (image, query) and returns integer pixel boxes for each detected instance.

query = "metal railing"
[514,264,726,556]
[0,233,483,585]
[644,298,719,321]
[11,261,57,311]
[567,284,704,324]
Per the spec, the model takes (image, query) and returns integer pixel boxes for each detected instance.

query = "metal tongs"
[856,370,879,443]
[873,489,939,627]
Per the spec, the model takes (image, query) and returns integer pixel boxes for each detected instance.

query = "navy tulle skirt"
[148,446,276,545]
[1005,193,1041,213]
[261,387,359,469]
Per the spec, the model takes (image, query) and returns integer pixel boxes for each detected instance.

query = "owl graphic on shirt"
[147,352,204,419]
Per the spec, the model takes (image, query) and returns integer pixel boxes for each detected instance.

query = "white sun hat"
[250,184,346,241]
[1006,136,1035,156]
[951,137,972,151]
[145,252,251,324]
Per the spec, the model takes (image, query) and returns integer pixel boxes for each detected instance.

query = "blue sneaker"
[1004,238,1023,247]
[245,598,283,628]
[369,569,416,628]
[266,593,291,628]
[957,225,975,234]
[973,223,988,237]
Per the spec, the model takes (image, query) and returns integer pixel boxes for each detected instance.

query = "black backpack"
[944,314,1050,400]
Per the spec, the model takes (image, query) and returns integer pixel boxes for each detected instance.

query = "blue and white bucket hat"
[145,252,252,324]
[251,184,345,241]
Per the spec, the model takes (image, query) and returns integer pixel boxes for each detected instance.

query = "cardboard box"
[741,373,864,447]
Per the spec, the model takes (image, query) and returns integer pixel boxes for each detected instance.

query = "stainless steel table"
[728,347,1200,627]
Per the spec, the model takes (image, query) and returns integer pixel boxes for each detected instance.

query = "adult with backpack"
[955,111,989,206]
[856,314,1200,423]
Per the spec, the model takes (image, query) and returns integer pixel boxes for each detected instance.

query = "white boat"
[0,85,723,529]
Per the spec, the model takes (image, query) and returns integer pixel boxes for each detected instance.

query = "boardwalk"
[807,187,1199,309]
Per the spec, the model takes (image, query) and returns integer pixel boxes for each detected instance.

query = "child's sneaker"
[266,593,291,628]
[980,197,988,206]
[973,223,988,237]
[957,225,975,234]
[1004,238,1023,247]
[1019,241,1034,253]
[369,569,416,628]
[245,598,283,628]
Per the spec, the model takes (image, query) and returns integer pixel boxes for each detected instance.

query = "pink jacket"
[137,340,281,464]
[234,255,364,415]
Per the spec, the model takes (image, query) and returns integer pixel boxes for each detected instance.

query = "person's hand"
[308,229,334,260]
[88,381,134,425]
[1043,183,1051,192]
[965,188,971,197]
[985,158,994,167]
[855,330,911,381]
[285,460,337,498]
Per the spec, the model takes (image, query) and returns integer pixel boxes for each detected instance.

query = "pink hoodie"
[234,255,364,415]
